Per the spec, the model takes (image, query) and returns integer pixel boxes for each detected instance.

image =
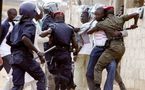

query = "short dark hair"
[7,8,17,15]
[95,7,105,14]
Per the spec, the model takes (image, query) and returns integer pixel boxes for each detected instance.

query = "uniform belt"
[56,45,70,51]
[95,46,106,48]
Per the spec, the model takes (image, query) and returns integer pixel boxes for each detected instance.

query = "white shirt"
[93,31,108,46]
[78,21,93,55]
[33,19,49,52]
[89,21,108,47]
[0,22,13,57]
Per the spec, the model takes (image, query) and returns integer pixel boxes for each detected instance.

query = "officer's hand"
[74,28,80,33]
[39,56,45,64]
[37,52,45,64]
[129,24,138,29]
[114,31,122,37]
[37,51,44,57]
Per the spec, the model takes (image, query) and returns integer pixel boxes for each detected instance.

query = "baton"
[33,46,56,60]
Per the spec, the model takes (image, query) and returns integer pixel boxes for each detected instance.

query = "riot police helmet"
[19,2,39,19]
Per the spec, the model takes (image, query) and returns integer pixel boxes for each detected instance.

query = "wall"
[120,7,145,90]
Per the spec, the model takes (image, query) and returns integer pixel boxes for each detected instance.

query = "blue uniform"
[42,14,54,31]
[49,21,74,90]
[7,19,46,90]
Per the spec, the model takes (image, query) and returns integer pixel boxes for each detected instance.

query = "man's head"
[80,7,90,23]
[104,6,114,15]
[7,8,17,22]
[35,11,43,21]
[54,12,65,22]
[35,7,43,21]
[94,7,105,21]
[80,11,90,24]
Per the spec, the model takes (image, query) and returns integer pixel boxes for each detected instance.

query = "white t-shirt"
[90,21,108,47]
[0,22,13,57]
[93,30,108,47]
[33,19,49,52]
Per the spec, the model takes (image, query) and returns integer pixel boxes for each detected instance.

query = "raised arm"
[123,13,139,25]
[39,28,52,37]
[87,26,98,34]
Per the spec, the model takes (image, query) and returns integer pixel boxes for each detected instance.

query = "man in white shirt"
[74,6,93,90]
[86,20,118,90]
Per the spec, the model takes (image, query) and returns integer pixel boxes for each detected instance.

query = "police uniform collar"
[20,18,33,23]
[55,20,64,23]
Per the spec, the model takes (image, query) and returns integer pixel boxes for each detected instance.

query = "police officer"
[6,2,46,90]
[41,2,56,73]
[40,11,78,90]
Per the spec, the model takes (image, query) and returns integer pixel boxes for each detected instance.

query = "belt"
[56,45,70,51]
[95,46,106,48]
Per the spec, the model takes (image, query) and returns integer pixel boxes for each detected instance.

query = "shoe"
[119,82,126,90]
[94,87,101,90]
[95,84,101,90]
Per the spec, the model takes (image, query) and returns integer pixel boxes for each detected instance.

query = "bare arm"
[87,26,99,34]
[22,36,45,63]
[39,28,52,37]
[22,36,38,53]
[123,13,139,25]
[71,34,79,55]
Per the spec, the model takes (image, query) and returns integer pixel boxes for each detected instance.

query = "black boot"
[95,84,101,90]
[119,82,126,90]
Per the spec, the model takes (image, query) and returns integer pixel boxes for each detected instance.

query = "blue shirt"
[9,19,36,53]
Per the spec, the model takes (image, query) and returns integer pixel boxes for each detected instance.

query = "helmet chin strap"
[35,5,41,15]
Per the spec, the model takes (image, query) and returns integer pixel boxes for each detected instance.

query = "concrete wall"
[79,0,111,5]
[120,7,145,90]
[125,0,144,8]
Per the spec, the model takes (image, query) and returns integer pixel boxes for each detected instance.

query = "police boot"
[95,84,101,90]
[119,82,126,90]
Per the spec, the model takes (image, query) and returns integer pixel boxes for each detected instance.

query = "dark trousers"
[11,55,46,90]
[53,50,72,90]
[0,54,11,73]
